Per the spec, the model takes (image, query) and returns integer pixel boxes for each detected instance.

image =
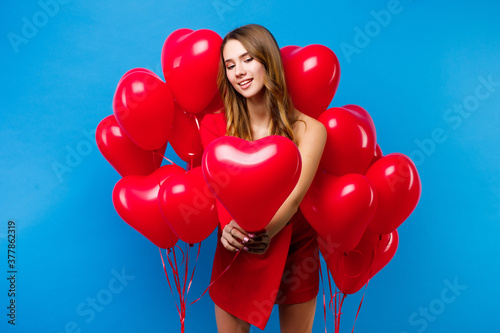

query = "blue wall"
[2,0,499,332]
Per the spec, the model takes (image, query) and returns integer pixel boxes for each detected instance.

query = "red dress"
[200,111,319,330]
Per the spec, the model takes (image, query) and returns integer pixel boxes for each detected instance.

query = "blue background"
[2,0,499,332]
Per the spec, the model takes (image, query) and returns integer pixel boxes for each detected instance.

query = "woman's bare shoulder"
[293,109,327,143]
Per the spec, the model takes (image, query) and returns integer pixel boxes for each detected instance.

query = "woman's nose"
[235,64,245,76]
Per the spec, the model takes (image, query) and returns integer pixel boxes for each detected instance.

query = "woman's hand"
[221,219,271,255]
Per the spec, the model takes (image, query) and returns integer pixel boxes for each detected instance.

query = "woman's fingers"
[220,221,271,254]
[220,235,240,252]
[222,224,245,251]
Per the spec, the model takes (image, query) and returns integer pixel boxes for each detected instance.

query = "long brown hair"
[217,24,300,143]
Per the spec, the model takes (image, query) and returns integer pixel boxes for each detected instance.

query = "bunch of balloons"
[97,29,227,248]
[299,103,421,295]
[96,27,421,331]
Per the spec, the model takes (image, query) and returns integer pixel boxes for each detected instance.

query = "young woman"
[201,24,327,333]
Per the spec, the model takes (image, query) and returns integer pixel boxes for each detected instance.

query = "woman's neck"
[247,92,271,129]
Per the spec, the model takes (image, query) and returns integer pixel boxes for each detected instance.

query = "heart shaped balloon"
[202,135,301,232]
[113,68,175,150]
[161,29,222,113]
[319,228,378,295]
[112,164,185,248]
[281,44,340,119]
[369,229,399,278]
[341,104,376,136]
[96,115,167,177]
[366,153,421,234]
[318,107,376,176]
[300,172,377,252]
[158,167,219,244]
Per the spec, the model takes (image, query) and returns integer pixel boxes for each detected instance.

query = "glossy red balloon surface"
[372,143,383,164]
[366,153,421,234]
[202,135,301,232]
[341,104,376,135]
[113,68,175,150]
[168,104,204,165]
[301,172,377,252]
[281,44,340,119]
[370,229,399,278]
[158,167,219,244]
[96,115,166,177]
[161,29,222,113]
[112,165,184,248]
[320,227,377,294]
[318,107,376,176]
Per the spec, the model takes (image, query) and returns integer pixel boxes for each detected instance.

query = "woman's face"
[223,39,266,100]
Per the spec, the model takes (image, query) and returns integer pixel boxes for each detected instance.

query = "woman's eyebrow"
[225,52,250,63]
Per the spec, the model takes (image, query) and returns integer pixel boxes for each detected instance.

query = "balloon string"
[167,246,185,332]
[186,243,201,297]
[153,151,181,251]
[189,251,240,306]
[335,294,346,333]
[182,243,190,303]
[351,281,369,333]
[154,150,177,166]
[159,248,182,317]
[327,269,334,318]
[348,234,382,333]
[318,262,328,333]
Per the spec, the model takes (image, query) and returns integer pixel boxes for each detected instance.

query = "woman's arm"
[220,116,327,254]
[265,118,327,238]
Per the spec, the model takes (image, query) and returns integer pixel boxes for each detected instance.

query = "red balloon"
[112,164,185,248]
[318,107,377,176]
[281,44,340,119]
[366,153,421,234]
[202,135,301,232]
[96,115,167,177]
[113,68,175,150]
[372,143,383,164]
[370,229,399,278]
[161,29,222,113]
[158,167,219,244]
[300,172,377,252]
[203,92,224,114]
[319,228,377,294]
[168,104,204,166]
[341,104,376,135]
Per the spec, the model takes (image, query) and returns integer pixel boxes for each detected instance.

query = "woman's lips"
[238,78,253,89]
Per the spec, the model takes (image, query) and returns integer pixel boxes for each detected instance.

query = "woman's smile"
[223,39,265,100]
[238,78,253,89]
